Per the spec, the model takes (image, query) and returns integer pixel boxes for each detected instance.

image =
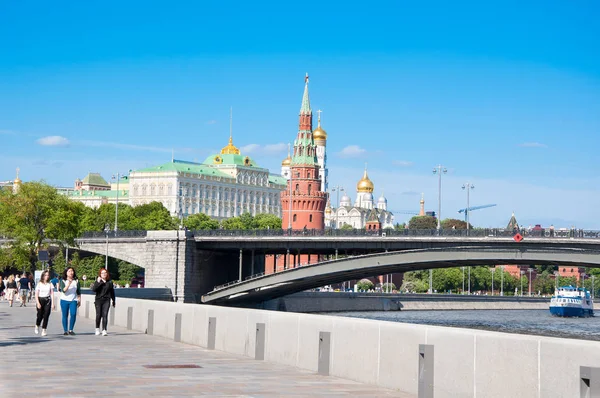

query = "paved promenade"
[0,301,413,397]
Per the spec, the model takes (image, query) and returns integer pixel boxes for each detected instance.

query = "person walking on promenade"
[6,275,18,307]
[18,273,31,307]
[91,268,116,336]
[34,270,55,337]
[59,267,81,336]
[28,274,35,303]
[0,275,5,301]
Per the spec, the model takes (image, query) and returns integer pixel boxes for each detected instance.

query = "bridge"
[201,245,600,304]
[71,228,600,304]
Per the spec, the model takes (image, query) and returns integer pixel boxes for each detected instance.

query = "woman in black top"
[91,268,116,336]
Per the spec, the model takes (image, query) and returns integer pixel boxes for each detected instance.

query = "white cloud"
[36,136,70,147]
[338,145,367,158]
[240,143,287,155]
[393,160,414,167]
[518,142,547,148]
[206,120,217,125]
[79,140,193,153]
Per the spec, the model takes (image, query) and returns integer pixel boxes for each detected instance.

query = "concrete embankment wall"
[76,295,600,398]
[262,292,550,312]
[81,287,172,301]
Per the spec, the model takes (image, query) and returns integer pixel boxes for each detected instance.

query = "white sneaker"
[95,328,100,336]
[102,330,108,336]
[41,329,47,337]
[34,326,39,335]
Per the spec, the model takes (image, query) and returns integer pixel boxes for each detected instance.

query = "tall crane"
[457,204,497,221]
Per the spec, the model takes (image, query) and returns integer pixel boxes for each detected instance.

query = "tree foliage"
[441,218,471,230]
[356,278,374,291]
[408,216,437,229]
[221,212,282,230]
[184,213,219,230]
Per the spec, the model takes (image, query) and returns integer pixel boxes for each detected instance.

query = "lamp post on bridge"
[468,266,471,295]
[432,165,447,231]
[331,185,344,229]
[462,266,465,295]
[429,269,433,294]
[491,267,495,296]
[528,268,533,296]
[461,182,474,232]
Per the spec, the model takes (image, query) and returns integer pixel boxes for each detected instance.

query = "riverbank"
[261,292,552,312]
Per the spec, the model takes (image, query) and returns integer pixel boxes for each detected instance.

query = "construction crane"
[457,204,497,221]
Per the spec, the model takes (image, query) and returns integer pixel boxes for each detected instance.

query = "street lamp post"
[468,266,471,295]
[593,275,596,299]
[462,266,465,294]
[331,185,344,229]
[501,266,504,296]
[528,268,533,296]
[104,224,110,269]
[462,183,474,231]
[429,269,433,294]
[491,268,495,296]
[432,165,447,230]
[520,270,525,296]
[554,271,560,291]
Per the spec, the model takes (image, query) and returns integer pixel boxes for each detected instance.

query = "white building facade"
[325,168,394,229]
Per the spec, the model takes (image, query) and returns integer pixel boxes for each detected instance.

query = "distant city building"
[65,137,287,219]
[0,168,21,193]
[325,167,394,229]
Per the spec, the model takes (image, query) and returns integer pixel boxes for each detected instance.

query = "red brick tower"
[281,74,328,230]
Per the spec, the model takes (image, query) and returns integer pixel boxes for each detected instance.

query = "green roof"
[82,173,109,187]
[269,175,287,186]
[136,160,233,179]
[202,153,258,167]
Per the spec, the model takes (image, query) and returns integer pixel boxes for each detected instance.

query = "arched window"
[295,184,299,192]
[293,214,297,222]
[308,184,312,194]
[309,214,313,222]
[308,172,311,179]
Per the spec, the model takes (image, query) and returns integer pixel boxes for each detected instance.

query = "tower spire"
[419,193,425,216]
[229,106,233,144]
[300,73,311,115]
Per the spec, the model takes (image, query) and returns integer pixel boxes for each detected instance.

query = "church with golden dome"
[324,167,394,229]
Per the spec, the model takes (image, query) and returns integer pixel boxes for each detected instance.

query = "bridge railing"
[79,230,148,239]
[190,228,600,238]
[76,228,600,240]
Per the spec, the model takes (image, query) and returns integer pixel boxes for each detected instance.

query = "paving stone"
[0,301,414,397]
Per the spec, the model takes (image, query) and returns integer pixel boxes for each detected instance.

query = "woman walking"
[59,267,81,336]
[34,270,55,336]
[0,275,5,301]
[6,275,18,307]
[91,268,116,336]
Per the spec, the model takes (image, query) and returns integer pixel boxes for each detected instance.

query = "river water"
[330,310,600,341]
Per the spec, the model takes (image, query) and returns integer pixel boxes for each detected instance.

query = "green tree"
[408,216,437,229]
[184,213,219,230]
[221,216,247,230]
[0,182,81,273]
[339,223,353,231]
[382,282,396,292]
[132,202,176,230]
[394,223,406,230]
[533,273,556,295]
[356,278,374,291]
[441,219,471,230]
[433,268,463,293]
[116,260,142,283]
[254,213,282,229]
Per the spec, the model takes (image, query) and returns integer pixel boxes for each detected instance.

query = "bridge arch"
[203,246,600,304]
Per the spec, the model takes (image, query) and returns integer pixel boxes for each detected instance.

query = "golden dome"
[313,126,327,141]
[221,136,240,155]
[313,111,327,141]
[14,167,21,184]
[325,206,332,214]
[281,156,292,166]
[356,169,374,193]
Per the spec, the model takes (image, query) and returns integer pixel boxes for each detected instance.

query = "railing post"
[127,306,133,330]
[318,331,331,376]
[174,313,182,342]
[207,317,217,350]
[147,309,154,335]
[255,323,265,360]
[580,366,600,397]
[418,344,434,398]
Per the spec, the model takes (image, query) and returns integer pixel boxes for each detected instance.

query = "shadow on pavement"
[0,337,53,347]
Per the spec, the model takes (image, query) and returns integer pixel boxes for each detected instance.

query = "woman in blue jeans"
[59,267,81,336]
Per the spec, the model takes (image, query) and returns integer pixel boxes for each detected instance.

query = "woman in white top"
[35,270,55,337]
[59,267,81,336]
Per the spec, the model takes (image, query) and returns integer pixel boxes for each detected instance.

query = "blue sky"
[1,1,599,228]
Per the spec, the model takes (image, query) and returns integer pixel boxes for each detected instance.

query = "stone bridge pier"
[77,231,261,303]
